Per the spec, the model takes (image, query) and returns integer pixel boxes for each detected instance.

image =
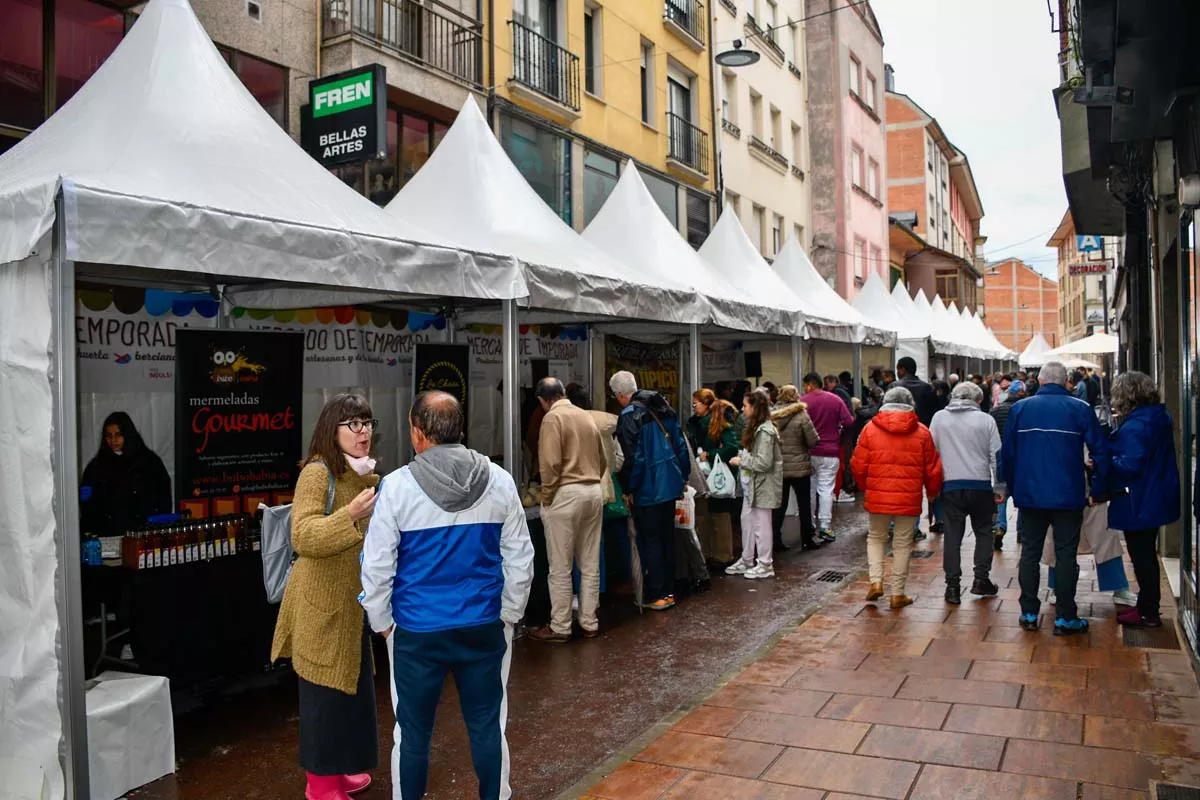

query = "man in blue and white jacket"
[1001,361,1109,636]
[360,391,534,800]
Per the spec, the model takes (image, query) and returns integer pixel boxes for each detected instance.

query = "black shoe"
[945,585,962,605]
[774,539,792,553]
[930,522,944,535]
[800,538,823,551]
[693,578,712,594]
[913,529,927,542]
[993,534,1005,551]
[1019,613,1040,632]
[971,578,1000,597]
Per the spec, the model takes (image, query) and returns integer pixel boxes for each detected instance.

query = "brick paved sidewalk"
[575,529,1200,800]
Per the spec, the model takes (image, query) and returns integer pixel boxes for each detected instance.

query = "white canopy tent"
[955,305,1010,361]
[384,97,704,325]
[0,1,528,796]
[1047,331,1120,356]
[853,272,927,378]
[912,291,981,359]
[1019,333,1054,368]
[583,163,799,337]
[969,310,1017,362]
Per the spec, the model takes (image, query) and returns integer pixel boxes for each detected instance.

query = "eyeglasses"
[338,419,379,434]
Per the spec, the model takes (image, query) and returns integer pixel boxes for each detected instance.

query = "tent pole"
[689,324,701,404]
[585,325,594,405]
[852,343,863,401]
[51,197,91,798]
[791,335,803,386]
[502,300,519,480]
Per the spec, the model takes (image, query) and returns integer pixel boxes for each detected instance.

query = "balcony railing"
[508,20,580,111]
[722,118,741,138]
[664,0,705,47]
[749,135,788,168]
[667,112,710,175]
[323,0,482,88]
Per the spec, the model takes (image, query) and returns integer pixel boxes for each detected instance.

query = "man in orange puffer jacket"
[851,386,944,609]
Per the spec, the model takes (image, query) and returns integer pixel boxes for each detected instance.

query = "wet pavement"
[579,513,1200,800]
[129,503,872,800]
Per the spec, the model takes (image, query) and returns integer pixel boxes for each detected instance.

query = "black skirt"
[297,620,379,775]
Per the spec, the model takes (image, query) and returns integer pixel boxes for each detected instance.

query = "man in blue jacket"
[612,371,691,612]
[1002,361,1110,636]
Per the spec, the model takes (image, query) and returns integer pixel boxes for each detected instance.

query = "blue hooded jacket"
[616,390,691,507]
[1107,403,1181,531]
[1000,384,1109,510]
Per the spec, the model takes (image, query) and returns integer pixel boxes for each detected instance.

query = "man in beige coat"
[530,378,608,643]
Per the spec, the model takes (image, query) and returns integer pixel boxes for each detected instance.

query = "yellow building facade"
[486,0,716,238]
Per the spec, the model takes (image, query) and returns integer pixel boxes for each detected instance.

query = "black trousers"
[772,475,814,544]
[1019,508,1082,620]
[941,489,995,586]
[633,501,677,602]
[1124,528,1162,617]
[297,620,379,776]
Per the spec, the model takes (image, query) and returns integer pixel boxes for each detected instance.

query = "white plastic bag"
[707,453,736,499]
[675,486,697,529]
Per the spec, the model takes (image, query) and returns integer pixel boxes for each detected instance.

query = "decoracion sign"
[413,344,471,446]
[174,330,304,508]
[76,288,218,393]
[300,64,387,167]
[604,335,681,414]
[1068,260,1111,275]
[229,306,438,388]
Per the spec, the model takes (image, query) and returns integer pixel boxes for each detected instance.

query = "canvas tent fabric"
[913,291,982,358]
[385,98,705,324]
[953,304,1008,360]
[1019,333,1053,368]
[769,236,895,346]
[583,163,797,335]
[700,208,863,341]
[1047,331,1119,356]
[852,273,926,376]
[969,310,1016,361]
[0,0,524,304]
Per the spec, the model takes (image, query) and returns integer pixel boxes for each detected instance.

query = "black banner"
[300,64,387,168]
[413,344,470,446]
[175,330,304,506]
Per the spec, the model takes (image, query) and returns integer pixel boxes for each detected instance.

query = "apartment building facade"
[486,0,716,242]
[715,0,811,257]
[1046,209,1118,344]
[982,257,1060,352]
[884,84,985,312]
[804,0,887,299]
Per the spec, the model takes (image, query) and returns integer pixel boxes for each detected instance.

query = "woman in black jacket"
[80,412,173,536]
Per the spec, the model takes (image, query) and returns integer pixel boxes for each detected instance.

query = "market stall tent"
[0,1,525,795]
[1047,331,1120,356]
[1019,333,1054,368]
[384,97,704,324]
[852,272,927,378]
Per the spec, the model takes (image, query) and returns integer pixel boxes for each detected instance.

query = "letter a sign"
[1076,235,1103,253]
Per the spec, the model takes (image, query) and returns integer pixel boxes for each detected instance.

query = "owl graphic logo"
[209,348,266,384]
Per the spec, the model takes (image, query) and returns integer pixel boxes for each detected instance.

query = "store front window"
[583,149,618,226]
[642,169,678,229]
[334,106,449,206]
[219,47,287,128]
[500,112,572,225]
[56,0,124,109]
[1,0,47,131]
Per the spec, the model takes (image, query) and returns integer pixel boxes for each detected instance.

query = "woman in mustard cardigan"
[271,394,380,800]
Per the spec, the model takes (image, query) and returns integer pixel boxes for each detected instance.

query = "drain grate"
[814,569,849,583]
[1155,781,1200,800]
[1124,625,1182,650]
[910,551,934,559]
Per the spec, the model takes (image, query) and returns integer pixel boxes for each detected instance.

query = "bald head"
[410,390,463,452]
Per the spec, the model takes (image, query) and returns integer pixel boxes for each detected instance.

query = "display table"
[86,671,175,800]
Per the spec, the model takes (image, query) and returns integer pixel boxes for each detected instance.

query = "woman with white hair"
[1107,371,1181,628]
[851,386,944,609]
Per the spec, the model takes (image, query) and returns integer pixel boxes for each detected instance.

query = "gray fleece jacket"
[928,399,1004,494]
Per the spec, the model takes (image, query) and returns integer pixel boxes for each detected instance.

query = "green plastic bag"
[605,472,629,517]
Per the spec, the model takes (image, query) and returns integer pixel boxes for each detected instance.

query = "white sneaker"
[1112,589,1138,607]
[744,564,775,579]
[1048,591,1057,604]
[835,492,856,504]
[726,558,751,575]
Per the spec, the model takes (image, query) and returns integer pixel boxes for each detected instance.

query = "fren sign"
[301,65,387,168]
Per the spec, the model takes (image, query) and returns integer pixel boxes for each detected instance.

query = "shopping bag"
[604,472,630,518]
[675,486,697,529]
[261,464,335,604]
[707,454,736,499]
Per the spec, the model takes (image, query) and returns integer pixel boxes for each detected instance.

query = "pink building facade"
[804,0,888,299]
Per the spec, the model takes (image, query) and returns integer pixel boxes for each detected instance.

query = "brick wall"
[982,258,1060,351]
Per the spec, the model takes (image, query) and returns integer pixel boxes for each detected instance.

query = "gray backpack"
[261,464,335,604]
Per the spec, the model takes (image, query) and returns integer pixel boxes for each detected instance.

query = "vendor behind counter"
[80,411,173,537]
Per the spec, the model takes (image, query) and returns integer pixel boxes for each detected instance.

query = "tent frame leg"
[52,199,90,798]
[852,343,863,401]
[791,336,804,386]
[502,300,519,481]
[689,324,701,403]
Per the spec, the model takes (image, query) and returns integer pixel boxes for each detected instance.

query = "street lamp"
[715,39,761,67]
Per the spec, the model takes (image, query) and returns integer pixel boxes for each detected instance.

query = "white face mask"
[345,454,376,476]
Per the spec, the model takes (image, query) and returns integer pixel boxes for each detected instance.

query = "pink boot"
[341,774,372,795]
[305,772,352,800]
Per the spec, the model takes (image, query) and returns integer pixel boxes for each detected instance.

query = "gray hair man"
[929,381,1004,604]
[528,377,608,643]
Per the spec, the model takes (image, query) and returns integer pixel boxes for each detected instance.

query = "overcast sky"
[871,0,1065,276]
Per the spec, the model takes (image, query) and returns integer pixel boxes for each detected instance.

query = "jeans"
[941,489,995,587]
[1019,508,1083,620]
[868,513,916,595]
[810,456,840,528]
[995,496,1008,532]
[772,475,814,545]
[389,622,512,800]
[632,501,677,603]
[1123,528,1161,617]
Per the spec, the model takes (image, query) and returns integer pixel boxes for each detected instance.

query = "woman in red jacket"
[851,386,944,609]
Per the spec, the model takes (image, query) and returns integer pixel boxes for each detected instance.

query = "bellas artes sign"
[301,65,387,167]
